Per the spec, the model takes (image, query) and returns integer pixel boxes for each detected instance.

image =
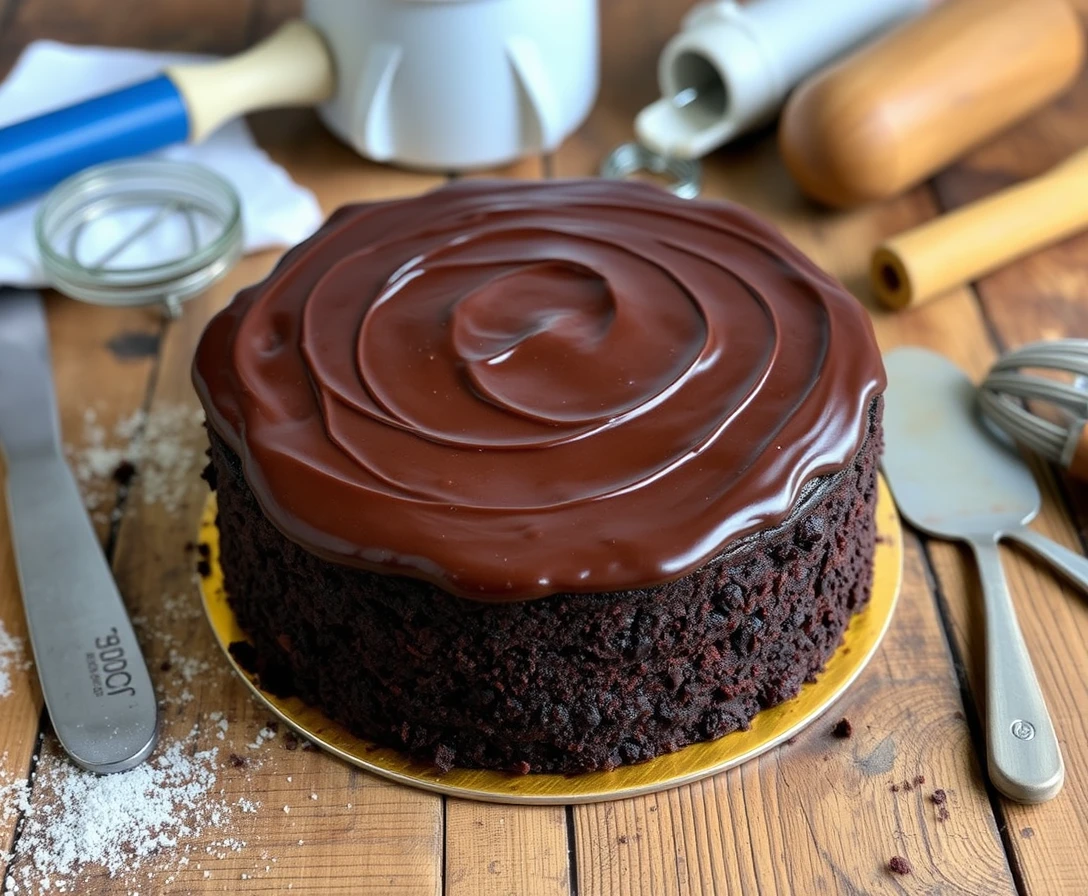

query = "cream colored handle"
[872,147,1088,309]
[166,21,335,142]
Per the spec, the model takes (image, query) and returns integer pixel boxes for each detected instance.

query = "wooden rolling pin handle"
[872,146,1088,310]
[166,21,335,143]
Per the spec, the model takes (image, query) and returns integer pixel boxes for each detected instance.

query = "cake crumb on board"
[888,856,912,875]
[831,718,853,739]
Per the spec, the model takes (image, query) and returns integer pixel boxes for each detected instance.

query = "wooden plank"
[247,109,446,210]
[445,802,570,896]
[0,484,40,866]
[46,298,162,543]
[0,0,257,55]
[921,38,1088,892]
[246,0,301,43]
[457,156,547,181]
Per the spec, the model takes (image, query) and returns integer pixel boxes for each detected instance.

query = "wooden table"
[1,2,1087,893]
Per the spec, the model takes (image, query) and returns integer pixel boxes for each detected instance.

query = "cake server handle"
[1004,526,1088,597]
[967,536,1063,803]
[0,290,157,773]
[4,453,159,773]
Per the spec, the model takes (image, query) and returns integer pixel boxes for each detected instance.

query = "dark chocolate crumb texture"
[192,180,886,773]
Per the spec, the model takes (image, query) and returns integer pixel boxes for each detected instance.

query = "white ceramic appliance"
[0,0,600,205]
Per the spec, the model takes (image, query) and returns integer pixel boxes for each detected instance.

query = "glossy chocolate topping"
[193,180,885,601]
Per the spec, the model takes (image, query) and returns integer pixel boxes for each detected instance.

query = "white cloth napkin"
[0,40,323,288]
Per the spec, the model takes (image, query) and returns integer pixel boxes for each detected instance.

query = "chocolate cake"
[192,180,886,774]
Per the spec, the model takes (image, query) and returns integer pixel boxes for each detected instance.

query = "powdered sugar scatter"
[5,739,224,890]
[0,620,29,699]
[0,722,281,893]
[66,404,206,522]
[248,726,277,751]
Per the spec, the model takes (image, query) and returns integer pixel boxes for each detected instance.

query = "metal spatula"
[883,346,1067,804]
[0,289,157,773]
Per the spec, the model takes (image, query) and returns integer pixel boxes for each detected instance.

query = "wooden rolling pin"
[779,0,1085,208]
[872,147,1088,309]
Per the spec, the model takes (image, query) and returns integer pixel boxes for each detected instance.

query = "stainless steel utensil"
[883,346,1065,804]
[979,339,1088,482]
[0,289,157,773]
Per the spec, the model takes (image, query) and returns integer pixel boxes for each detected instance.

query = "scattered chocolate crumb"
[618,835,629,844]
[159,660,172,672]
[265,720,279,734]
[931,789,947,806]
[111,459,137,486]
[301,740,317,752]
[890,783,900,793]
[888,856,912,875]
[649,806,658,813]
[900,779,913,792]
[229,753,247,768]
[284,731,300,751]
[953,710,965,721]
[1021,827,1034,839]
[913,774,925,786]
[183,540,197,553]
[831,718,853,739]
[937,807,950,823]
[784,736,798,747]
[197,542,211,558]
[196,558,212,578]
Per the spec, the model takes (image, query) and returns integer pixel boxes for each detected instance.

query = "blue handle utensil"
[0,22,333,207]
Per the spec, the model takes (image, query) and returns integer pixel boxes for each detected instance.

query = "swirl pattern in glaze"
[193,180,885,600]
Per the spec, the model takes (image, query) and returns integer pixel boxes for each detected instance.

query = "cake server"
[882,346,1066,804]
[0,289,157,773]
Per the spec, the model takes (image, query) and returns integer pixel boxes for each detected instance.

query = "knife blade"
[0,289,157,773]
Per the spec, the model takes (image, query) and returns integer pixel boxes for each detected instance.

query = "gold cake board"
[199,476,902,805]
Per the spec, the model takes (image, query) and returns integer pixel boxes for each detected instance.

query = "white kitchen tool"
[306,0,598,170]
[633,0,925,161]
[0,0,599,206]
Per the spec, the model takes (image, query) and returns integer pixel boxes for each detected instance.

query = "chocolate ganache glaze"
[193,180,885,601]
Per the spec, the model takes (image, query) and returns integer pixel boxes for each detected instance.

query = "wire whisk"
[979,339,1088,480]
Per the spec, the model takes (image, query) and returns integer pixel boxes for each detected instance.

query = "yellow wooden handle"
[871,147,1088,309]
[166,21,335,143]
